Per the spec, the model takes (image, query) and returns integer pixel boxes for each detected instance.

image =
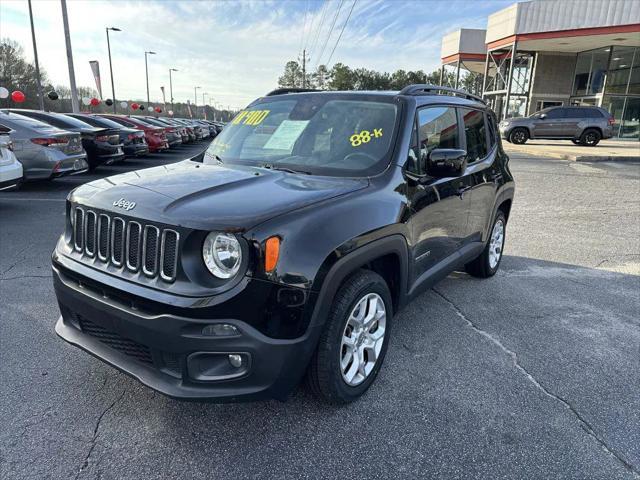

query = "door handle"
[457,186,472,199]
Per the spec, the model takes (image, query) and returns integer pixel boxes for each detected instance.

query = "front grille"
[72,206,179,282]
[78,316,153,365]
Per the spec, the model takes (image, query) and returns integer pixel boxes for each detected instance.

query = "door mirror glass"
[426,149,467,178]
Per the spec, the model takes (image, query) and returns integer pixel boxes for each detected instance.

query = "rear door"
[463,109,499,243]
[558,107,582,137]
[406,105,470,282]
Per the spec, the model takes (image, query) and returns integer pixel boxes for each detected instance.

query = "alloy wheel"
[489,219,505,269]
[340,293,387,386]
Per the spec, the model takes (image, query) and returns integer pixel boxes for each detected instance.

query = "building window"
[573,47,611,96]
[536,100,563,111]
[606,46,637,95]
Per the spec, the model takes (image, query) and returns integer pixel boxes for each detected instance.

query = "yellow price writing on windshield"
[232,109,270,126]
[350,128,383,147]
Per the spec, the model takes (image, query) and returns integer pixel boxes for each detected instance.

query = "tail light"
[31,137,69,146]
[96,135,109,142]
[608,117,615,125]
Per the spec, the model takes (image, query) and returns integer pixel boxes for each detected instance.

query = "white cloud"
[1,0,509,107]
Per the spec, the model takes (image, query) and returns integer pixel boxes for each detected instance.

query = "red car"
[98,114,169,153]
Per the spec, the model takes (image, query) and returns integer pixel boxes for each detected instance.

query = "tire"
[307,269,393,404]
[465,210,507,278]
[509,128,529,145]
[571,139,583,145]
[580,128,601,146]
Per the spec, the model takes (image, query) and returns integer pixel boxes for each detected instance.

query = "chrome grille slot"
[70,206,179,283]
[126,222,142,271]
[111,217,125,266]
[74,207,84,252]
[143,226,160,276]
[160,230,179,282]
[84,211,97,257]
[97,214,110,261]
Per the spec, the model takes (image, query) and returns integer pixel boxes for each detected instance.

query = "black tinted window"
[461,108,487,162]
[545,108,566,119]
[579,108,604,118]
[417,106,459,173]
[487,113,497,148]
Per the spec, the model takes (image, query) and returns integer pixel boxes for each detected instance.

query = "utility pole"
[169,68,177,111]
[28,0,44,110]
[301,49,307,88]
[106,27,120,113]
[60,0,79,112]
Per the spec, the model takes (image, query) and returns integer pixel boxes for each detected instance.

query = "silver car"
[499,106,614,146]
[0,112,88,180]
[0,133,23,191]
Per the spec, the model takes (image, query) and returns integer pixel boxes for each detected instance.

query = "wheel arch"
[309,235,409,331]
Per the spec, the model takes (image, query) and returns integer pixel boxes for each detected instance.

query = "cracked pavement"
[1,147,639,479]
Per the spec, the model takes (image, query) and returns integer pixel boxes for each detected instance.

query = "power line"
[308,0,330,59]
[298,0,310,56]
[325,0,358,67]
[315,0,345,67]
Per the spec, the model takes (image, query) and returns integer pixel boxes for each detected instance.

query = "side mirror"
[539,113,547,120]
[426,149,467,178]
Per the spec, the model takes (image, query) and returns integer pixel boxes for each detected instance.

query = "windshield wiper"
[260,164,311,175]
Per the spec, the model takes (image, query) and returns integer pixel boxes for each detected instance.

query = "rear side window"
[579,108,604,118]
[461,108,487,162]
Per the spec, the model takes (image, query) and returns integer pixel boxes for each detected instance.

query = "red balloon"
[131,103,139,110]
[90,98,100,106]
[11,90,25,103]
[155,107,161,113]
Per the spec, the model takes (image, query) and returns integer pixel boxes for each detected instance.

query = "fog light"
[201,324,240,337]
[228,354,243,368]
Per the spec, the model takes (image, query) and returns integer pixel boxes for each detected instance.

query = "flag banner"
[160,86,166,106]
[186,101,193,118]
[89,61,102,99]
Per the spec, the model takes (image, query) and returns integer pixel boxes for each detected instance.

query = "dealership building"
[440,0,640,139]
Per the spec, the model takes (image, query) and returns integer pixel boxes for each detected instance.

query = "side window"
[545,108,566,119]
[0,123,10,133]
[564,108,581,118]
[487,113,497,149]
[417,106,459,172]
[406,120,420,174]
[461,108,487,162]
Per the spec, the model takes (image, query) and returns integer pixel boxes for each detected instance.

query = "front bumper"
[52,262,319,402]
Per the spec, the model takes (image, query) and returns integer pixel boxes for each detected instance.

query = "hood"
[69,161,368,231]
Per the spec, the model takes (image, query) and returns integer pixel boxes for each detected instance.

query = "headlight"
[202,232,242,278]
[501,121,510,127]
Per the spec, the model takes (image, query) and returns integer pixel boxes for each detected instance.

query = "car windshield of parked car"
[45,114,95,130]
[203,94,398,177]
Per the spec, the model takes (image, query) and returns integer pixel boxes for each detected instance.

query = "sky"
[0,0,516,108]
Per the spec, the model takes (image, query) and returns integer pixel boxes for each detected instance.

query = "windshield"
[203,94,398,176]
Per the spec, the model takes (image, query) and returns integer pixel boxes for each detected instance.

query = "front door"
[406,106,470,286]
[531,107,566,137]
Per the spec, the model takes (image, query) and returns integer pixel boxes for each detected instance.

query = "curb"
[504,148,639,163]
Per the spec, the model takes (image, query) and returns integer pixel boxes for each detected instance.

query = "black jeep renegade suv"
[53,85,515,403]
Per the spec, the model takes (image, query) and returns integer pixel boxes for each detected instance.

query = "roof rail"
[399,84,486,104]
[266,88,319,96]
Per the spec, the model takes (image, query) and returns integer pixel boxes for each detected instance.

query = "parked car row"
[0,109,224,190]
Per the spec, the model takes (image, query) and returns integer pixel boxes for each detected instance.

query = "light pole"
[61,0,79,112]
[194,86,200,118]
[28,0,44,110]
[106,27,120,113]
[202,92,208,119]
[144,51,156,106]
[169,68,178,111]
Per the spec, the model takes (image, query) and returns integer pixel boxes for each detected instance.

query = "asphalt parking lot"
[1,144,639,479]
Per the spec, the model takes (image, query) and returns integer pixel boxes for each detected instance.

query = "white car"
[0,134,23,191]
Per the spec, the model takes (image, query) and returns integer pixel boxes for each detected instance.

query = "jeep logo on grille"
[112,198,136,211]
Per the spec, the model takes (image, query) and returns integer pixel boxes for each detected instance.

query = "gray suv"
[499,106,614,146]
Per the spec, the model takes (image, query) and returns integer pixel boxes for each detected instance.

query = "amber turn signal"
[265,236,280,272]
